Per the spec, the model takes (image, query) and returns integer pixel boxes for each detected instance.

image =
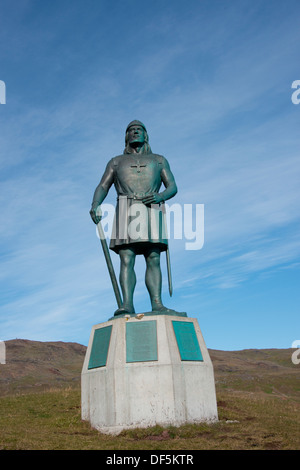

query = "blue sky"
[0,0,299,350]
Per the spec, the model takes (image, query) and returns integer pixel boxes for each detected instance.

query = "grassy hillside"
[0,339,85,395]
[0,339,299,450]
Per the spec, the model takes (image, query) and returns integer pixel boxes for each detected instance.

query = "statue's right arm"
[90,160,114,224]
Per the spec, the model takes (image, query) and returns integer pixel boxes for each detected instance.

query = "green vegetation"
[0,387,299,450]
[1,341,299,450]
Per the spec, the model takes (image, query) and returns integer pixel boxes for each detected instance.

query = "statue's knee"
[120,252,135,268]
[146,251,160,268]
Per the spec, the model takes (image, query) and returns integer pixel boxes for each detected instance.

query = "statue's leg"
[115,248,136,314]
[144,248,168,312]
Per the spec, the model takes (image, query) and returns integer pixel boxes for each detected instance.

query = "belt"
[117,194,156,201]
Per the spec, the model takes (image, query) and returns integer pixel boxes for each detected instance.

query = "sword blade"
[166,247,173,297]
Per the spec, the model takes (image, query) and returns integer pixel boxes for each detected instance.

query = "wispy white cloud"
[1,0,299,348]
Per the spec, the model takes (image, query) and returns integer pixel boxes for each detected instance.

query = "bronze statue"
[90,120,178,316]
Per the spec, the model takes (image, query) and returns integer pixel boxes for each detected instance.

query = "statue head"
[124,120,152,154]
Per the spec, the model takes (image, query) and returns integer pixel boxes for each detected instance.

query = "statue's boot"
[151,296,172,313]
[114,303,135,316]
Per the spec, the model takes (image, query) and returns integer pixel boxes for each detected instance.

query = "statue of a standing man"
[90,120,177,315]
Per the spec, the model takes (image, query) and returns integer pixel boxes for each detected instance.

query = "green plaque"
[88,325,112,369]
[126,321,157,363]
[172,321,203,361]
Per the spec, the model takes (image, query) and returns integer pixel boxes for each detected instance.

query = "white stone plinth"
[81,314,218,434]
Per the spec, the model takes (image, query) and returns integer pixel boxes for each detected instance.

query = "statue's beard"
[124,142,152,155]
[129,139,144,146]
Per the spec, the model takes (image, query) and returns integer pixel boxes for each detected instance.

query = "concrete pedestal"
[81,314,218,434]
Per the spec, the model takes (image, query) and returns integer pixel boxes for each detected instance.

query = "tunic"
[99,153,170,254]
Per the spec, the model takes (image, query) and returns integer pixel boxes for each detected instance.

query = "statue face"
[127,125,145,145]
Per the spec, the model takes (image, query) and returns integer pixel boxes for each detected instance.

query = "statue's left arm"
[159,157,178,201]
[142,157,177,205]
